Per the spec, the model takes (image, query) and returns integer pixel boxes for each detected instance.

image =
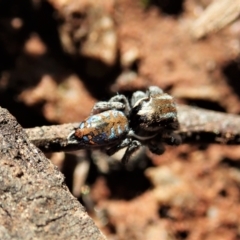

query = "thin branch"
[176,105,240,144]
[25,105,240,153]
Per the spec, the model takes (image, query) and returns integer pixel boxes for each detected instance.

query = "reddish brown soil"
[1,0,240,239]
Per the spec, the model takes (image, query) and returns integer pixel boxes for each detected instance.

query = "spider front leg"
[147,140,165,155]
[147,86,164,96]
[109,94,131,116]
[147,131,181,155]
[91,101,125,114]
[106,138,141,165]
[131,90,147,107]
[161,131,182,146]
[91,94,131,116]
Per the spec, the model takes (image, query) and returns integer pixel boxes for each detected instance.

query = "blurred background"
[1,0,240,239]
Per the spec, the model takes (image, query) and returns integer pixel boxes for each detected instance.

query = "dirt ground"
[1,0,240,239]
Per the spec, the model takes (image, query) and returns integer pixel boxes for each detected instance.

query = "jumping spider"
[68,86,181,164]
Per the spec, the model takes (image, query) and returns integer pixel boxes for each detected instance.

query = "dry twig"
[25,105,240,153]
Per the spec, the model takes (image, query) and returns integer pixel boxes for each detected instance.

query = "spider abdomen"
[68,110,129,147]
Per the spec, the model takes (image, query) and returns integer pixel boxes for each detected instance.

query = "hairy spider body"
[130,92,179,133]
[68,110,129,147]
[68,86,180,164]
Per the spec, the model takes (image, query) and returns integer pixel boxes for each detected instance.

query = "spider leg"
[147,86,164,96]
[121,140,141,165]
[106,138,131,156]
[147,130,181,154]
[162,131,182,146]
[131,90,147,107]
[106,138,141,165]
[147,141,165,155]
[130,86,164,110]
[109,94,131,116]
[91,101,125,114]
